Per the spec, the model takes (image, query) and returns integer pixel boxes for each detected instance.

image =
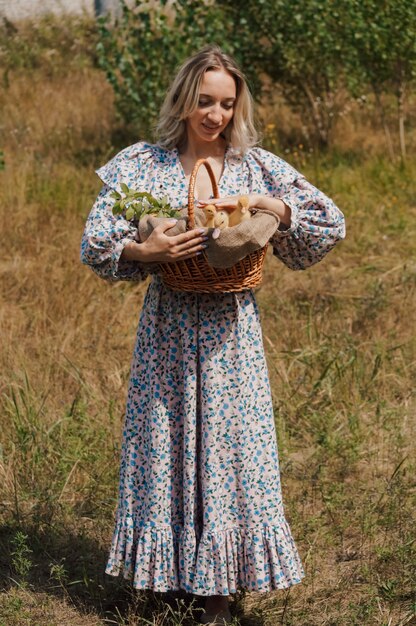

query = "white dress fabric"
[80,142,345,595]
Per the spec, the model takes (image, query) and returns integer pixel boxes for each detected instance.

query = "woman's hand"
[121,220,209,264]
[198,194,292,228]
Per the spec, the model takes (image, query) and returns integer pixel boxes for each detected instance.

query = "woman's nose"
[207,104,222,123]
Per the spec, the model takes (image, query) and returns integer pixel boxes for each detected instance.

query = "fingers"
[198,196,235,204]
[198,199,237,212]
[199,200,236,207]
[176,243,207,259]
[151,225,220,262]
[174,227,210,252]
[175,237,208,254]
[212,204,236,211]
[178,229,220,259]
[169,227,207,246]
[159,227,208,258]
[156,219,180,233]
[179,251,205,261]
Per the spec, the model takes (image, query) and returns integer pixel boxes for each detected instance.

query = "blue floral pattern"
[80,142,345,595]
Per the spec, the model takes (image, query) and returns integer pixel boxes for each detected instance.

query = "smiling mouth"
[202,123,221,130]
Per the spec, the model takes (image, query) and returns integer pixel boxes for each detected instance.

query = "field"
[0,17,415,626]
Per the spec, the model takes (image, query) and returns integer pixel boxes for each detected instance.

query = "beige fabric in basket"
[136,207,280,269]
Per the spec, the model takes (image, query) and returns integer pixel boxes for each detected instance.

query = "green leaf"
[125,207,135,220]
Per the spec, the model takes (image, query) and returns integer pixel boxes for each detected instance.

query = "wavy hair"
[155,45,258,155]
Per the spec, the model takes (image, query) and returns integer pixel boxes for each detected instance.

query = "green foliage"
[219,0,348,146]
[219,0,416,151]
[111,185,181,220]
[96,0,416,152]
[10,532,33,585]
[95,0,262,140]
[342,0,416,159]
[343,0,416,93]
[97,0,351,146]
[48,560,70,589]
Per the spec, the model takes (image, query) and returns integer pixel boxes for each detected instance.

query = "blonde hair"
[155,45,258,156]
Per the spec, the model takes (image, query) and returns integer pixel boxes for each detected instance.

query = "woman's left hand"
[198,194,292,229]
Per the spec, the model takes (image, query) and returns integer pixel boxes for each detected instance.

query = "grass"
[0,15,415,626]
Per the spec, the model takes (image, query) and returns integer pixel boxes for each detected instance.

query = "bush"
[95,0,263,140]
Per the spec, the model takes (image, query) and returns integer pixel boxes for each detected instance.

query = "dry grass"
[0,17,415,626]
[258,86,416,159]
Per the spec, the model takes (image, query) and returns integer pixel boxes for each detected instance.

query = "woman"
[81,45,345,625]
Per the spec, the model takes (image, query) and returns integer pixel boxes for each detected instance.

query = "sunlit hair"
[155,45,258,155]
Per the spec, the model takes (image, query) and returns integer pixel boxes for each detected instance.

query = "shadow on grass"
[0,523,265,625]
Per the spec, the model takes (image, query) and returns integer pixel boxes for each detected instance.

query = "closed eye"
[198,99,235,110]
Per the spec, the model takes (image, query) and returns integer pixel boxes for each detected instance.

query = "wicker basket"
[159,158,268,293]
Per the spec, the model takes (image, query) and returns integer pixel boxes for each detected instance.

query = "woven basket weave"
[159,158,268,293]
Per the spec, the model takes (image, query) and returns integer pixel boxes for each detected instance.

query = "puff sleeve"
[247,148,346,270]
[80,184,151,282]
[80,142,155,282]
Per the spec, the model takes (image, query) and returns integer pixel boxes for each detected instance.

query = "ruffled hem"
[105,521,305,595]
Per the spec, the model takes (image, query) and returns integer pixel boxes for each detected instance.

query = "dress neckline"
[173,145,231,198]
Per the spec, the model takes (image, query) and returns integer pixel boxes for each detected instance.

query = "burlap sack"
[136,206,280,269]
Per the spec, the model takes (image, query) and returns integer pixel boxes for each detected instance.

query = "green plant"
[217,0,416,154]
[111,184,181,221]
[217,0,349,148]
[10,532,32,585]
[49,561,68,588]
[343,0,416,160]
[96,0,262,139]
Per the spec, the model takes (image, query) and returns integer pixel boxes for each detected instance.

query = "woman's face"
[185,69,236,145]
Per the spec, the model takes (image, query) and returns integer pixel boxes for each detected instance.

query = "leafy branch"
[111,183,181,221]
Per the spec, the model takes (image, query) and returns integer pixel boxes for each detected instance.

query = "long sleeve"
[270,174,346,270]
[80,184,150,282]
[246,148,346,270]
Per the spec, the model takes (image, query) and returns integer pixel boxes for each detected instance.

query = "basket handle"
[187,158,219,230]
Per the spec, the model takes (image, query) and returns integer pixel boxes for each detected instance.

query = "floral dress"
[80,142,345,596]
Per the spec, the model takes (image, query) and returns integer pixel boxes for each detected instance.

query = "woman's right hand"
[120,220,210,264]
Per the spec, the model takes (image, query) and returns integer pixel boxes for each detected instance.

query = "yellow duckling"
[214,209,230,230]
[202,204,217,228]
[228,195,251,226]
